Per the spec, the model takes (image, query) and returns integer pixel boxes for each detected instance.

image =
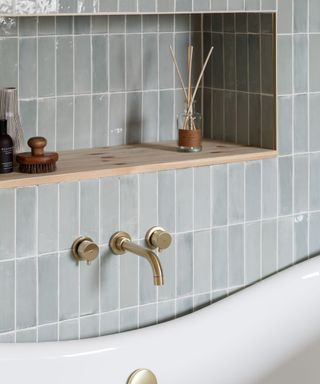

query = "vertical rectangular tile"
[277,0,292,33]
[0,261,14,332]
[80,252,99,316]
[16,187,36,258]
[80,179,99,241]
[262,158,277,219]
[278,216,293,270]
[228,224,244,287]
[59,250,79,321]
[278,96,293,156]
[310,94,320,152]
[92,35,108,93]
[120,175,138,239]
[38,184,58,255]
[294,155,308,214]
[0,189,15,260]
[262,220,277,277]
[74,35,91,94]
[228,163,244,224]
[56,96,74,150]
[194,167,211,230]
[294,34,308,94]
[294,94,308,154]
[100,245,119,312]
[139,173,157,236]
[59,182,79,251]
[159,90,174,141]
[248,34,260,93]
[38,253,58,325]
[245,222,260,284]
[19,37,37,98]
[38,98,56,150]
[143,34,158,91]
[294,214,308,262]
[310,0,320,32]
[194,230,211,294]
[310,213,320,257]
[177,232,193,297]
[310,153,320,211]
[278,156,293,216]
[16,257,36,329]
[38,36,55,97]
[212,165,228,226]
[120,256,138,309]
[100,177,119,242]
[74,95,91,149]
[277,35,292,94]
[126,92,142,144]
[176,168,193,233]
[212,227,228,290]
[56,36,73,96]
[92,94,108,147]
[109,34,125,92]
[109,93,125,145]
[245,161,261,221]
[159,33,174,90]
[126,34,141,91]
[142,91,158,142]
[310,35,320,92]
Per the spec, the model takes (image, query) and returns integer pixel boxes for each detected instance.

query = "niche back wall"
[0,14,202,150]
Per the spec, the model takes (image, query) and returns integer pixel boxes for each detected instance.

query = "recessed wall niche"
[203,13,276,150]
[0,12,276,152]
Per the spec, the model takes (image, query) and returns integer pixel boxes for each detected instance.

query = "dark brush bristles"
[19,162,56,174]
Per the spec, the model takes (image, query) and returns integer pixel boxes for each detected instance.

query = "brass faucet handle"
[72,236,99,265]
[145,226,172,251]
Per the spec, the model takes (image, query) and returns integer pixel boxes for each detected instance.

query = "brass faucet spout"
[109,231,164,286]
[121,240,164,285]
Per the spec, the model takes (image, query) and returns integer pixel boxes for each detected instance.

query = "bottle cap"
[0,119,7,135]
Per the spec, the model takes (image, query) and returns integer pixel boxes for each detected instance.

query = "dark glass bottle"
[0,119,13,174]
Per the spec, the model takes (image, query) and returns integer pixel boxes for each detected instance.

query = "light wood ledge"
[0,140,277,189]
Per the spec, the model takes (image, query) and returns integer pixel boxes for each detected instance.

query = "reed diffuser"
[170,45,214,152]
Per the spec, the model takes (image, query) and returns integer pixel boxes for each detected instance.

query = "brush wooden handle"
[28,137,47,156]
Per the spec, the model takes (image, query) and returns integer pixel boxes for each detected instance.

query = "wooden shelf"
[0,140,277,189]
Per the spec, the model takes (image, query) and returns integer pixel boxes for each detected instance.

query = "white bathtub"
[1,256,320,384]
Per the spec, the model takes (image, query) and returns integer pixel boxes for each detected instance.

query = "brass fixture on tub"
[72,236,99,265]
[109,230,171,286]
[127,368,158,384]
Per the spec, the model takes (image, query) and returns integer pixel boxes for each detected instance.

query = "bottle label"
[0,146,13,173]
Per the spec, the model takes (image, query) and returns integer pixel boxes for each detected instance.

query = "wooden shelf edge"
[0,140,278,189]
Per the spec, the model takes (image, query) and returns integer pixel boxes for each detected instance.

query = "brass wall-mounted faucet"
[109,228,172,286]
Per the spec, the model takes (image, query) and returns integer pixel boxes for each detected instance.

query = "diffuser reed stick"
[186,46,214,118]
[169,45,188,101]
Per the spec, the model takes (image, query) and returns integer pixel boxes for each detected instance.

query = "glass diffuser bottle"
[177,102,202,152]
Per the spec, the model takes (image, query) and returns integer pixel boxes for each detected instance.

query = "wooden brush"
[16,137,59,174]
